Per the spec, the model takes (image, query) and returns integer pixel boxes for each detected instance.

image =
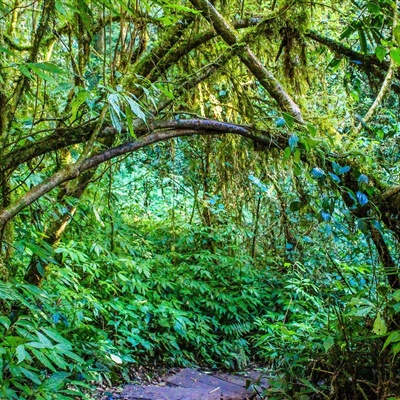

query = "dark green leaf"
[357,219,369,234]
[366,2,381,13]
[290,201,301,212]
[358,26,368,53]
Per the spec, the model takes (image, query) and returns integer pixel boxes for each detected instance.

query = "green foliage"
[45,219,271,370]
[0,0,399,398]
[0,282,89,399]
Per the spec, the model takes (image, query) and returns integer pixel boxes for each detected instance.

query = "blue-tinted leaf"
[285,243,294,250]
[323,224,332,235]
[358,174,369,184]
[356,191,368,206]
[332,161,341,174]
[339,165,351,174]
[372,220,381,230]
[328,172,341,183]
[288,134,299,151]
[320,211,331,221]
[276,117,285,127]
[311,167,325,179]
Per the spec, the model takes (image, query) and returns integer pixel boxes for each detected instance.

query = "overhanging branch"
[188,0,304,123]
[0,119,278,228]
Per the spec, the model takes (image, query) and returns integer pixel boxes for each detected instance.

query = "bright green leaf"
[390,48,400,65]
[373,312,387,335]
[375,45,386,62]
[394,26,400,45]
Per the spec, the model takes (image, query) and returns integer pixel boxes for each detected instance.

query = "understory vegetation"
[0,0,400,399]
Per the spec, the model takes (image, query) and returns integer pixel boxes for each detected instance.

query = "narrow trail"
[120,368,269,399]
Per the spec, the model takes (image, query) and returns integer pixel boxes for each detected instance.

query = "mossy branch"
[188,0,304,123]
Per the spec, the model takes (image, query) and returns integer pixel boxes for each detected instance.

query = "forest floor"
[95,367,269,399]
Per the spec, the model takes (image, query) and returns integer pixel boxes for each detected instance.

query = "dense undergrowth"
[2,194,400,399]
[1,147,400,399]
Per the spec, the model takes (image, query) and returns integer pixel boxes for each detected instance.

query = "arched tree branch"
[0,120,278,228]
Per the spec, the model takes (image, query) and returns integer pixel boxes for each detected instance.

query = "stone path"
[121,368,268,400]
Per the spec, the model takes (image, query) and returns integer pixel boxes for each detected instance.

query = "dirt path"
[120,368,269,399]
